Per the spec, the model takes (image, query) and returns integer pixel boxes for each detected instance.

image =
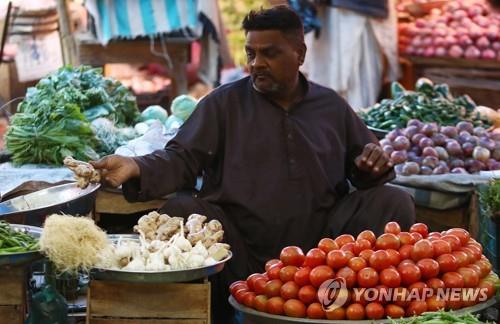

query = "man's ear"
[297,43,307,65]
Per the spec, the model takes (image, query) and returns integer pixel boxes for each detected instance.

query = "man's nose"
[251,54,265,69]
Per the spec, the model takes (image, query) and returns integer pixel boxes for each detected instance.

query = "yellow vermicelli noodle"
[40,214,109,273]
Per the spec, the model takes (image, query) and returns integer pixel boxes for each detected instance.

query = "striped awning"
[85,0,200,45]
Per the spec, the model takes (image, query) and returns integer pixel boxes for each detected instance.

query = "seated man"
[92,6,415,322]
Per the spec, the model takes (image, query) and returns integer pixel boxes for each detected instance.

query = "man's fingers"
[373,153,390,173]
[89,157,108,169]
[359,144,375,162]
[365,146,382,167]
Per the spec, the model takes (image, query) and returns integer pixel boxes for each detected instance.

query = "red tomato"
[230,281,248,295]
[380,268,401,288]
[326,250,348,269]
[353,239,372,255]
[375,284,390,305]
[317,238,339,254]
[426,278,445,292]
[410,223,429,238]
[344,250,355,260]
[416,258,440,279]
[426,295,446,312]
[335,234,355,248]
[461,246,481,262]
[283,299,306,318]
[346,303,365,320]
[411,239,434,261]
[399,259,415,266]
[466,264,482,278]
[437,253,458,273]
[267,262,284,280]
[340,242,355,254]
[294,267,311,287]
[478,280,495,299]
[398,232,415,245]
[446,228,470,245]
[384,222,401,235]
[406,300,427,317]
[386,249,401,266]
[280,281,300,300]
[398,263,422,286]
[411,232,424,242]
[266,296,285,315]
[357,267,379,288]
[254,294,268,312]
[475,259,492,278]
[306,302,325,319]
[279,265,298,283]
[325,306,346,320]
[393,287,410,308]
[432,239,452,257]
[309,265,335,288]
[408,281,427,296]
[446,299,462,310]
[336,266,357,288]
[242,292,256,308]
[365,302,385,320]
[452,250,470,268]
[234,289,250,304]
[441,235,461,251]
[264,279,283,298]
[348,257,367,272]
[357,230,377,246]
[359,249,374,262]
[385,304,405,319]
[304,248,326,268]
[369,250,391,271]
[399,244,413,260]
[247,273,265,291]
[427,231,442,238]
[298,285,317,305]
[375,233,401,250]
[254,278,268,295]
[265,259,282,272]
[442,272,465,288]
[280,246,305,267]
[457,267,480,288]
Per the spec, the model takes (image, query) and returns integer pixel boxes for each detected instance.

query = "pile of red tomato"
[229,222,497,320]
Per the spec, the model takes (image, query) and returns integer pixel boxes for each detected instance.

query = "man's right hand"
[90,155,140,188]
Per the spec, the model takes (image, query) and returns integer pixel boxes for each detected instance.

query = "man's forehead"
[245,30,289,47]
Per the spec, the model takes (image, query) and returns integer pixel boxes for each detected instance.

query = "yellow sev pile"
[39,214,110,273]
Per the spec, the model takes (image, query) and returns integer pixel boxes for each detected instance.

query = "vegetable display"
[0,221,39,254]
[479,179,500,220]
[381,119,500,175]
[360,78,488,131]
[230,222,497,320]
[390,310,489,324]
[400,0,500,60]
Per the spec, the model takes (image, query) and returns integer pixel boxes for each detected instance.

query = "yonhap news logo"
[317,278,490,311]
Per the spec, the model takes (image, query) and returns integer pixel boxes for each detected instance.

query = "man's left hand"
[355,143,393,176]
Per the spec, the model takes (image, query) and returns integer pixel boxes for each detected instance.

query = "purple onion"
[391,150,408,164]
[457,131,472,144]
[465,159,485,173]
[446,140,463,156]
[419,137,435,149]
[412,133,426,145]
[473,127,487,137]
[383,145,395,155]
[422,156,439,168]
[489,161,500,170]
[435,146,449,160]
[387,129,404,142]
[489,133,500,141]
[432,165,450,174]
[379,139,392,147]
[432,133,447,146]
[479,137,495,151]
[451,167,468,174]
[440,126,458,138]
[449,158,465,169]
[422,146,439,158]
[403,126,419,139]
[394,164,405,174]
[473,146,491,162]
[457,121,474,134]
[420,166,433,175]
[462,142,475,157]
[469,135,479,146]
[409,146,422,156]
[493,148,500,161]
[402,162,421,176]
[393,136,411,151]
[407,119,424,130]
[421,123,438,137]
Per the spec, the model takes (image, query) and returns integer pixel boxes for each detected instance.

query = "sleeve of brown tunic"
[122,96,224,202]
[344,102,395,189]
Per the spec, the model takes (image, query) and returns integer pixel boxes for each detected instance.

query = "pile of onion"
[399,0,500,60]
[381,120,500,175]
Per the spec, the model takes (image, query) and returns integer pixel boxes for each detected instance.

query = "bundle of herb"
[480,179,500,221]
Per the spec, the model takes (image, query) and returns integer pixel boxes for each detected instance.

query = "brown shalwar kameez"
[122,75,415,322]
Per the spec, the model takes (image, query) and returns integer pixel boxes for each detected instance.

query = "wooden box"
[0,265,27,324]
[87,280,211,324]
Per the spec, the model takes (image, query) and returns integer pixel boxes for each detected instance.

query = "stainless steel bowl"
[0,224,43,266]
[0,182,100,226]
[90,234,232,283]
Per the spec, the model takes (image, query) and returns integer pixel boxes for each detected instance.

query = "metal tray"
[229,295,497,324]
[90,234,232,283]
[0,224,43,267]
[0,182,100,226]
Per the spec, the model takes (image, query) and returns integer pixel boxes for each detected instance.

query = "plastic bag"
[115,121,172,157]
[25,284,68,324]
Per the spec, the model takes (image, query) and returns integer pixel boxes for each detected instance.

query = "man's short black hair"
[242,5,304,43]
[491,0,500,8]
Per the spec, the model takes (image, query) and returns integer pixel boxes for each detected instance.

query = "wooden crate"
[0,265,27,324]
[87,280,211,324]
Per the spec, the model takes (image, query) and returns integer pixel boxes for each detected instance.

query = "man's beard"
[251,74,281,94]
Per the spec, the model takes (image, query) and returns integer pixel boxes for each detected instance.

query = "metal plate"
[367,126,389,140]
[90,234,232,283]
[0,224,43,266]
[229,295,497,324]
[0,182,100,226]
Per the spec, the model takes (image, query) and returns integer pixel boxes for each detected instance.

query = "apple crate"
[0,265,28,324]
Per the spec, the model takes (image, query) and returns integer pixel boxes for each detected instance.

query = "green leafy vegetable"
[390,310,492,323]
[479,179,500,220]
[0,221,39,254]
